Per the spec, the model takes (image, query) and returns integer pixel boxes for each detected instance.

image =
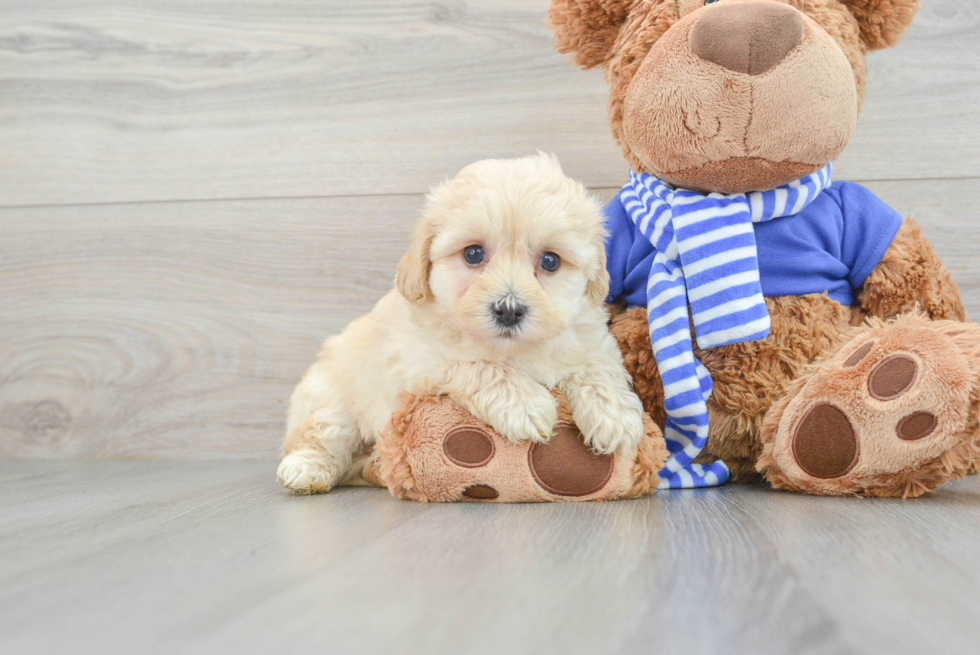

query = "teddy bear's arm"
[857,218,966,322]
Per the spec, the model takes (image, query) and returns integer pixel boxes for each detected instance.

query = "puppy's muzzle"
[491,295,527,329]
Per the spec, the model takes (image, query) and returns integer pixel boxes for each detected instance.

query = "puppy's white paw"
[276,450,341,494]
[487,385,558,445]
[573,390,646,455]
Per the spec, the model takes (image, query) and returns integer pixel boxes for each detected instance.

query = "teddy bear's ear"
[840,0,920,51]
[548,0,635,69]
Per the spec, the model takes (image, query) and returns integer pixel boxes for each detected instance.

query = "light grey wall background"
[1,0,978,461]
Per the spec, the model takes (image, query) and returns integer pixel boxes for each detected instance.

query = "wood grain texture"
[730,483,980,655]
[2,178,979,460]
[0,194,418,459]
[0,0,978,207]
[1,460,978,654]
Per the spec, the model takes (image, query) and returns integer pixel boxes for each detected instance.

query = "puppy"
[277,153,645,494]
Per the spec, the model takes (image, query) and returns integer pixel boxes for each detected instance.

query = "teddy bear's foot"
[372,390,667,502]
[759,313,980,497]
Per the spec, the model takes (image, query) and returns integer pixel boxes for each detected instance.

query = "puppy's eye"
[463,245,485,266]
[704,0,721,4]
[539,251,561,273]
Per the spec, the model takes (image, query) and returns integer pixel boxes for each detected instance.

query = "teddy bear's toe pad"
[792,404,858,479]
[766,316,975,496]
[896,412,938,441]
[462,484,499,499]
[443,428,494,467]
[868,354,917,399]
[528,426,614,496]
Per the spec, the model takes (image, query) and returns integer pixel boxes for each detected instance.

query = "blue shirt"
[605,181,903,307]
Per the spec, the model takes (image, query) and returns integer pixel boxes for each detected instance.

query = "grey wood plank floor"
[1,0,978,206]
[2,460,979,655]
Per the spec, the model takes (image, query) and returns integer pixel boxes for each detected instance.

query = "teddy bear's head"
[550,0,919,193]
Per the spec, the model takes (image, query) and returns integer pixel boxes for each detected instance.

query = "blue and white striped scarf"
[620,164,833,489]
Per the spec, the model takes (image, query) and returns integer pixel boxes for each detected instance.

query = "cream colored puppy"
[277,153,645,494]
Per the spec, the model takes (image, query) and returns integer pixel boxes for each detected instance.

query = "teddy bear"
[367,0,980,501]
[545,0,980,497]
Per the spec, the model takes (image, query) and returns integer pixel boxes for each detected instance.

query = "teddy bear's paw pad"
[528,424,614,496]
[462,484,499,499]
[792,404,858,479]
[772,321,974,495]
[443,427,494,468]
[868,354,917,400]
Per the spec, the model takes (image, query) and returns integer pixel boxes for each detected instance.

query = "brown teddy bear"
[548,0,980,497]
[368,0,980,501]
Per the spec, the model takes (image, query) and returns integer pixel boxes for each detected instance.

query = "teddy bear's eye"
[704,0,721,4]
[463,244,485,266]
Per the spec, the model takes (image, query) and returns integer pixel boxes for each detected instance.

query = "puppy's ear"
[548,0,634,69]
[396,217,436,304]
[840,0,919,51]
[586,245,610,306]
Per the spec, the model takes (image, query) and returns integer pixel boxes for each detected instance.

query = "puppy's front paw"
[277,450,341,494]
[487,385,558,445]
[573,390,645,455]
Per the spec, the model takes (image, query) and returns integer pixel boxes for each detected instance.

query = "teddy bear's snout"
[689,0,804,76]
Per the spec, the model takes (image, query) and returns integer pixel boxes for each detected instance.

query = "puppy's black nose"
[492,298,526,328]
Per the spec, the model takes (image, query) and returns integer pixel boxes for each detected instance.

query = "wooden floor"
[2,460,980,655]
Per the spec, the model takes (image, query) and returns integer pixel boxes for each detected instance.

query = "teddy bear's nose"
[689,0,805,76]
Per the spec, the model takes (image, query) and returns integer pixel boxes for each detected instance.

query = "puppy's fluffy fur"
[278,153,644,493]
